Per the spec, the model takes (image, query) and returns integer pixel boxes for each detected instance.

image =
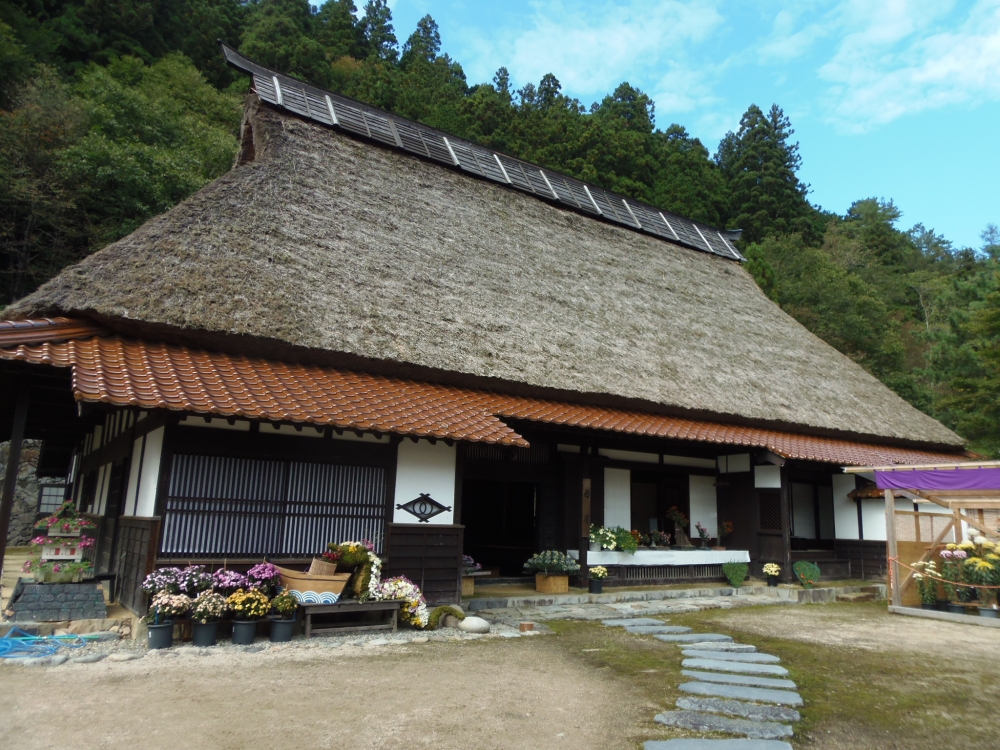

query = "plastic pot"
[767,576,779,588]
[269,615,296,643]
[948,604,966,615]
[921,603,938,611]
[231,619,258,645]
[192,620,218,647]
[980,608,999,619]
[147,621,174,650]
[588,579,604,594]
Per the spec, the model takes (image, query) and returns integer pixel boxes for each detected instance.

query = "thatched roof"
[6,96,962,449]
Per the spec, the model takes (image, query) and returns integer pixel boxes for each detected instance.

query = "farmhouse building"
[0,47,967,610]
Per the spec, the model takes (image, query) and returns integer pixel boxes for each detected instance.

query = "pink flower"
[940,550,953,559]
[954,550,968,559]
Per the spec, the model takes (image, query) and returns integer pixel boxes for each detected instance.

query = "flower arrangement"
[177,565,214,595]
[226,589,270,621]
[30,535,96,548]
[191,591,228,624]
[590,565,609,580]
[762,563,782,578]
[589,525,638,554]
[648,529,671,546]
[719,521,734,539]
[247,562,282,595]
[270,590,299,620]
[320,548,342,564]
[589,524,617,550]
[22,559,92,581]
[666,506,689,528]
[33,502,97,535]
[141,567,183,595]
[523,551,581,574]
[940,549,971,602]
[379,575,428,628]
[212,568,248,595]
[964,556,999,608]
[329,540,382,600]
[147,591,192,624]
[694,522,712,544]
[462,555,482,576]
[630,529,644,546]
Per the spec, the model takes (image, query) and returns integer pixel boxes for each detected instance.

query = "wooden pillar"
[884,489,901,607]
[578,476,591,584]
[780,467,792,581]
[0,378,30,576]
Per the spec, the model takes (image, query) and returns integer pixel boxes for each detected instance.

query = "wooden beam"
[845,460,1000,473]
[898,517,955,593]
[885,489,902,607]
[0,378,30,576]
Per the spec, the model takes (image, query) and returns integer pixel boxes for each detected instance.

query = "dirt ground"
[0,638,650,750]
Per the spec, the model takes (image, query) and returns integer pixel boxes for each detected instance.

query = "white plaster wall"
[754,465,781,489]
[603,468,631,529]
[135,427,164,517]
[689,475,717,538]
[600,448,659,464]
[832,473,859,540]
[392,440,456,524]
[861,497,912,541]
[95,464,111,516]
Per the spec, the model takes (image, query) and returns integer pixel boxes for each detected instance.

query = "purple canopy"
[875,468,1000,492]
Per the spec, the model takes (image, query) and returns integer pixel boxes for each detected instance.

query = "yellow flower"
[958,540,976,550]
[946,543,958,550]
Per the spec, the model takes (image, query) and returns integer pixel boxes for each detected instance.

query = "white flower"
[975,536,988,545]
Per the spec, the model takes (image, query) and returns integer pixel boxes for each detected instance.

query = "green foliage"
[523,551,581,574]
[792,561,821,589]
[722,562,748,588]
[427,605,464,630]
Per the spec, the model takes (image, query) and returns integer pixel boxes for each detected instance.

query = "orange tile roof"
[0,319,966,466]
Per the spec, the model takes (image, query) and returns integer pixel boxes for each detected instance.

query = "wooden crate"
[535,574,569,594]
[461,576,475,597]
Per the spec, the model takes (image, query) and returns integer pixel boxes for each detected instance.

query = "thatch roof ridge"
[6,97,962,448]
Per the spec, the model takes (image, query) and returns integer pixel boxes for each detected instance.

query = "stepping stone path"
[598,615,804,749]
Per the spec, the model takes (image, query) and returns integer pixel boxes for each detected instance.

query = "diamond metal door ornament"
[396,493,451,522]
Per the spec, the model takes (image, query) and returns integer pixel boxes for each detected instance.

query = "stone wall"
[0,439,44,546]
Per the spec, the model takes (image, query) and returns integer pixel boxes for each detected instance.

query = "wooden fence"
[384,524,463,605]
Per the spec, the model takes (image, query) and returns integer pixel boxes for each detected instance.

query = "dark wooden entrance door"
[461,479,537,576]
[97,460,127,573]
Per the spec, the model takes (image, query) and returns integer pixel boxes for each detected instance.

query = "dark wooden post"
[0,378,30,576]
[780,466,793,582]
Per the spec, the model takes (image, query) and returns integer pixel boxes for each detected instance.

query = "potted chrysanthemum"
[190,591,228,646]
[763,562,781,587]
[523,551,580,594]
[226,588,270,644]
[269,590,299,642]
[589,565,609,594]
[247,562,282,597]
[146,592,192,649]
[212,568,248,596]
[462,555,482,597]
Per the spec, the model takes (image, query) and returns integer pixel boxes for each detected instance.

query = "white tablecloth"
[567,548,750,565]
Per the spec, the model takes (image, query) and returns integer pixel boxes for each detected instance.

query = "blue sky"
[384,0,1000,250]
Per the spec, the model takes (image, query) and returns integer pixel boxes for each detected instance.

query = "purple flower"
[212,569,248,591]
[141,567,183,595]
[940,550,953,559]
[953,550,968,559]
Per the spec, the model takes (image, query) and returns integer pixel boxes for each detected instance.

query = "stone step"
[655,633,734,643]
[682,670,797,690]
[626,625,693,635]
[836,592,875,603]
[645,740,793,750]
[682,650,779,663]
[676,697,801,724]
[601,617,666,627]
[654,710,792,740]
[679,682,803,707]
[682,658,789,676]
[680,642,757,653]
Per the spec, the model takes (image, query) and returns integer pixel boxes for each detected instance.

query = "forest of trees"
[2,1,999,454]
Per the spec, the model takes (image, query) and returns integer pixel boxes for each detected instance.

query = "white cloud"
[818,0,1000,132]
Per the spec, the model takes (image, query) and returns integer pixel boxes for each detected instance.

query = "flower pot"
[535,573,569,594]
[269,615,296,643]
[767,576,779,588]
[191,621,218,647]
[231,619,259,645]
[980,608,999,619]
[921,603,938,611]
[936,600,950,612]
[588,542,600,552]
[147,621,174,650]
[589,579,604,594]
[461,575,475,597]
[948,604,966,615]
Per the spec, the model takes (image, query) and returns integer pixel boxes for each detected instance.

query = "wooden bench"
[300,599,402,638]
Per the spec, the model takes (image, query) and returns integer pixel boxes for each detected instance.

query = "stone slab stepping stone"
[683,658,789,676]
[602,618,665,627]
[679,681,803,707]
[70,653,108,664]
[654,710,792,740]
[682,670,797,690]
[683,649,778,663]
[676,697,801,724]
[625,625,692,635]
[106,652,143,662]
[645,740,792,750]
[681,642,757,653]
[655,633,733,643]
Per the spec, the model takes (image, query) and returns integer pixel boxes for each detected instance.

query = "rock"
[681,670,796,690]
[625,625,692,635]
[682,649,778,663]
[601,618,665,627]
[428,635,448,642]
[837,592,875,603]
[365,639,389,647]
[70,653,108,664]
[457,616,490,634]
[410,636,429,644]
[678,682,803,707]
[675,697,801,724]
[48,654,69,667]
[241,645,266,654]
[682,659,789,676]
[21,656,51,667]
[654,710,792,740]
[500,632,521,638]
[441,615,462,629]
[106,652,143,662]
[644,739,792,749]
[655,633,733,643]
[681,642,757,653]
